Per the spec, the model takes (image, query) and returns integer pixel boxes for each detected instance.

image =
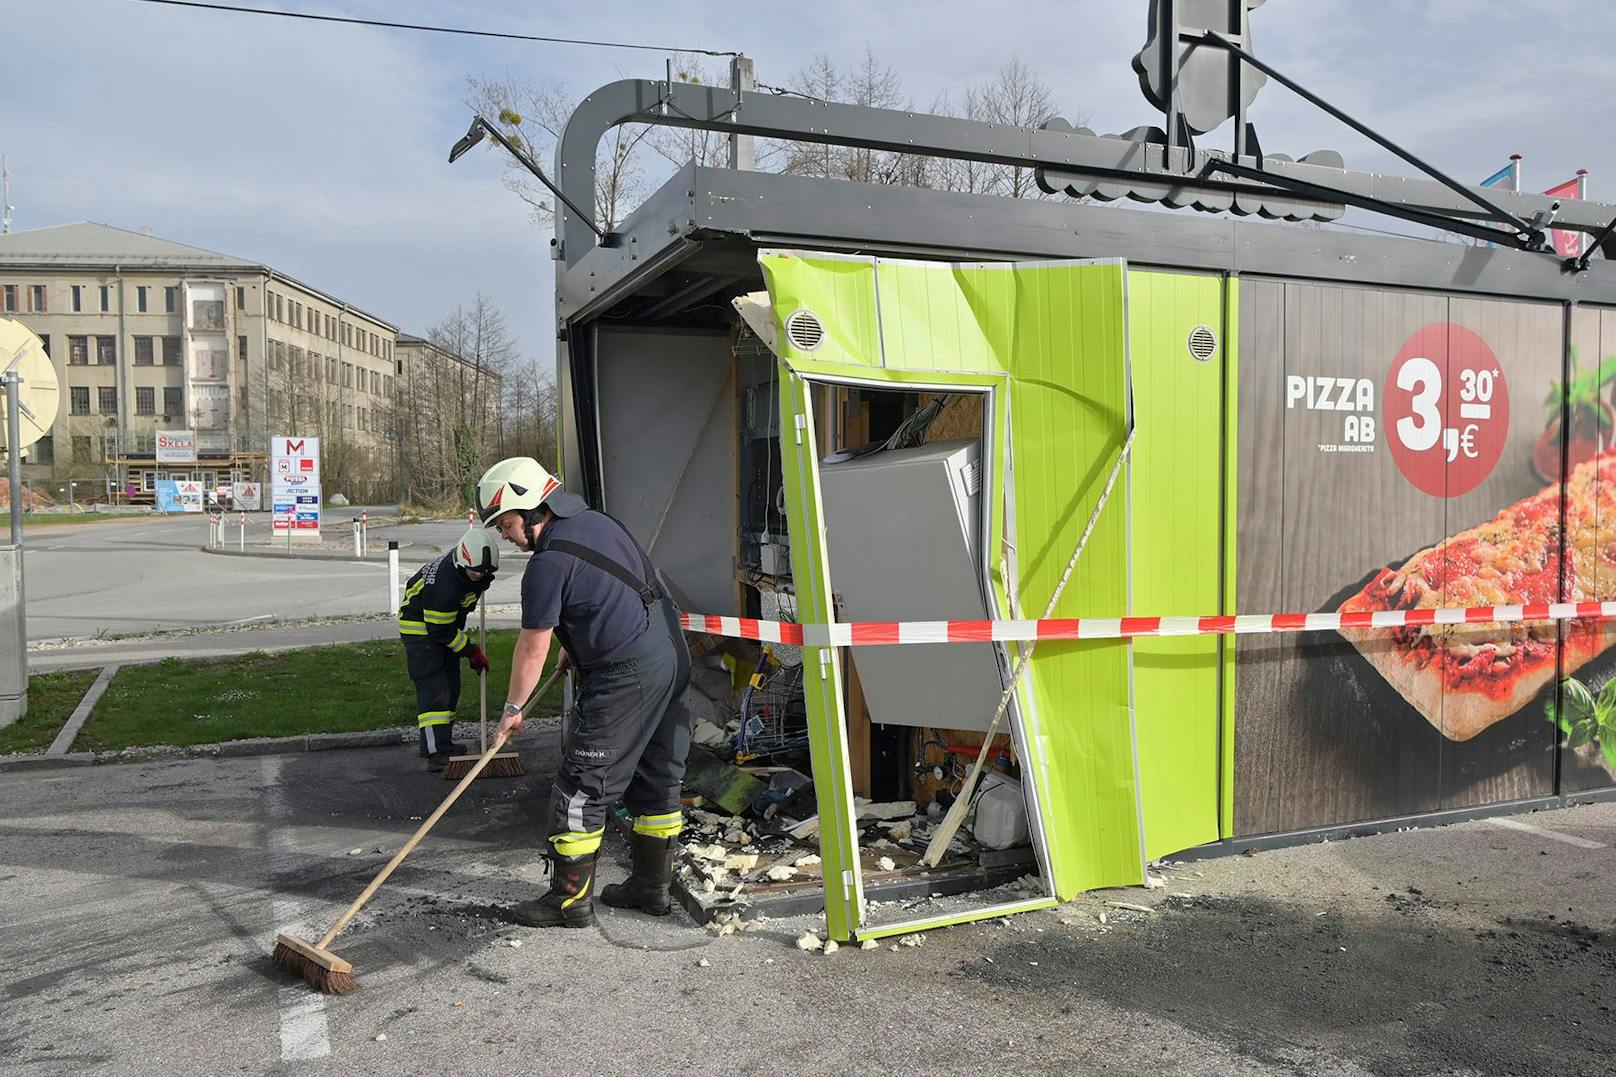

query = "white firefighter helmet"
[452,525,500,574]
[474,456,575,526]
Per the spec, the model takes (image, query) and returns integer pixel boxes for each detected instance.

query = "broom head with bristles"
[441,751,526,780]
[273,933,358,995]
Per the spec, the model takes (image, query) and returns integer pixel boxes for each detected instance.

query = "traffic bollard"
[388,540,400,613]
[239,511,246,551]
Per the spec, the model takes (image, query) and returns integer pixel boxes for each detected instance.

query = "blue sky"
[4,1,1612,360]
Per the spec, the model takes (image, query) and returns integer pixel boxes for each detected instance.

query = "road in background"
[19,510,527,643]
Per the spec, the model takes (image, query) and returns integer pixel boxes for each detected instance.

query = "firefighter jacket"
[397,551,491,653]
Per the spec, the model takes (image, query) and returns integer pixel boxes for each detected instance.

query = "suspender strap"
[537,512,666,608]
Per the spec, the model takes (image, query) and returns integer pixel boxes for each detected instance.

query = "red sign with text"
[1384,323,1510,498]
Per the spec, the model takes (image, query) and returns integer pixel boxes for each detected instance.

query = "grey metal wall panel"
[595,326,735,616]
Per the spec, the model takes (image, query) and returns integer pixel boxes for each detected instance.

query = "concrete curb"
[199,544,425,564]
[47,663,119,755]
[0,726,417,773]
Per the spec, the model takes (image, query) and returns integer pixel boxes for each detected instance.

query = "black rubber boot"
[510,852,598,928]
[600,831,676,916]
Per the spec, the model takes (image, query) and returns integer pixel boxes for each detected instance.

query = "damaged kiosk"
[484,3,1616,944]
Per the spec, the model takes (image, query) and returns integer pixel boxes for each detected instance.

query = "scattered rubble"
[796,931,824,952]
[822,939,839,955]
[876,856,896,872]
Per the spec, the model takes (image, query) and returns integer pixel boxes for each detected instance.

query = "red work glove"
[465,645,490,673]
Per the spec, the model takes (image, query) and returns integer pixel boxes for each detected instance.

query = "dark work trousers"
[546,596,692,856]
[404,638,461,755]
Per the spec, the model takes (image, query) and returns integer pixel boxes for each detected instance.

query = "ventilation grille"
[785,308,825,352]
[1188,324,1218,362]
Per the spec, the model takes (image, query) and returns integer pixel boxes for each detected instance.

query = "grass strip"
[74,629,563,752]
[0,669,101,755]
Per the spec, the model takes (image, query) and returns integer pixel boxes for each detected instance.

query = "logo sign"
[271,435,322,534]
[156,430,197,464]
[1385,324,1510,499]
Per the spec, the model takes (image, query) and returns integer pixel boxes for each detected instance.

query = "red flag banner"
[1544,173,1587,256]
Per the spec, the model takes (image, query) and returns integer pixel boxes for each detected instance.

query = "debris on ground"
[796,931,824,952]
[822,939,839,955]
[876,856,896,872]
[861,939,879,950]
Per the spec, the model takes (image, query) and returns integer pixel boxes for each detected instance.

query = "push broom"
[442,603,526,780]
[273,665,564,995]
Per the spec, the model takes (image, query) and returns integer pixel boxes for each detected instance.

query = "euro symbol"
[1460,424,1479,459]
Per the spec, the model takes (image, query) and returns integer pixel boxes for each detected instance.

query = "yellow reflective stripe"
[449,631,469,651]
[633,811,683,839]
[561,876,592,909]
[398,620,427,635]
[417,711,452,727]
[422,610,459,624]
[403,579,425,601]
[461,594,478,607]
[549,828,604,857]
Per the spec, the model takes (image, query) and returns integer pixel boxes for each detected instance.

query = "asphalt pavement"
[19,509,528,651]
[2,732,1613,1076]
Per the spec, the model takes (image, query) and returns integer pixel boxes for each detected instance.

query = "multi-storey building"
[0,222,400,500]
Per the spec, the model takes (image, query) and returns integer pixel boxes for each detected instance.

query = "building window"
[270,340,283,371]
[238,334,247,362]
[239,385,249,410]
[29,438,53,465]
[134,337,154,366]
[137,286,148,313]
[96,335,116,365]
[98,386,117,414]
[165,286,178,313]
[28,284,47,312]
[72,435,92,462]
[72,285,83,312]
[70,386,90,415]
[275,294,284,322]
[342,361,352,388]
[163,387,183,417]
[100,285,111,312]
[162,336,181,365]
[136,386,155,415]
[1,285,15,312]
[326,356,337,384]
[235,286,246,311]
[68,336,89,365]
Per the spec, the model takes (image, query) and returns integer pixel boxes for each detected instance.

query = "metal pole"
[5,371,20,546]
[388,539,399,613]
[239,510,245,551]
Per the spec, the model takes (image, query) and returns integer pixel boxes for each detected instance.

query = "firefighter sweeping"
[397,526,498,770]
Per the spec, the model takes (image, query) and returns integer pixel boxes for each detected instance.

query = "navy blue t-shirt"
[520,510,653,669]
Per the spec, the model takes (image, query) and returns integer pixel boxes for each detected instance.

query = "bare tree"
[466,74,655,231]
[500,354,560,472]
[978,59,1059,198]
[394,295,516,507]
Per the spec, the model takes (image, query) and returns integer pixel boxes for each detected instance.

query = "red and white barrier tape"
[681,601,1616,646]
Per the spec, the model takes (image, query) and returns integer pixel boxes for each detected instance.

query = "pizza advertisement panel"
[1231,279,1612,837]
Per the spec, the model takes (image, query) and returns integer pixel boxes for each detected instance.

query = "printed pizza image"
[1338,449,1616,741]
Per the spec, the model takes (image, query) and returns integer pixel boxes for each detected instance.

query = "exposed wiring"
[128,0,739,55]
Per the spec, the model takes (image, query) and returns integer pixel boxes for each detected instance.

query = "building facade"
[0,222,400,501]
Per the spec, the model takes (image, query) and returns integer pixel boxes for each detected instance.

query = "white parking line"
[263,756,332,1062]
[1484,816,1606,849]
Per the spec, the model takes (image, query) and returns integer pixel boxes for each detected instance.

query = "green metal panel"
[762,251,1144,903]
[1126,270,1224,859]
[775,371,861,941]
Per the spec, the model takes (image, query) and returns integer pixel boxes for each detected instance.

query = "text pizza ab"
[1286,375,1376,447]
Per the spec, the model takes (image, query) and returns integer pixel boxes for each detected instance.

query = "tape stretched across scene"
[680,602,1616,646]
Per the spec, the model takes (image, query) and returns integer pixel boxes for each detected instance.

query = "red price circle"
[1384,323,1509,499]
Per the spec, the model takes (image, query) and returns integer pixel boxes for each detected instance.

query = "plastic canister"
[971,772,1029,850]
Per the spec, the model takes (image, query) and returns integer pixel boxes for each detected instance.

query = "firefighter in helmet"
[398,525,499,769]
[476,456,691,928]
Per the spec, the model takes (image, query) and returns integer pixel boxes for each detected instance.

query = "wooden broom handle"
[478,602,488,754]
[316,665,564,950]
